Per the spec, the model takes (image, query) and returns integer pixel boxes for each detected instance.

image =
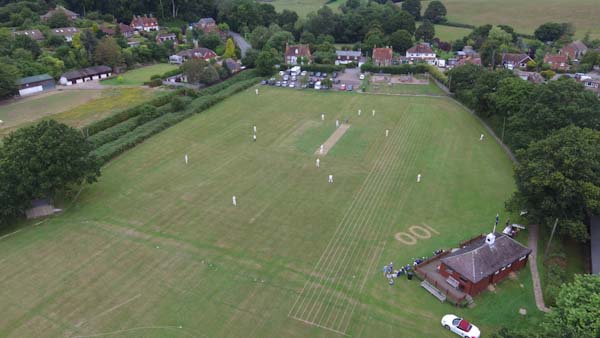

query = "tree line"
[448,64,600,241]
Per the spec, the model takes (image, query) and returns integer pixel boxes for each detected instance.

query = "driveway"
[229,31,251,58]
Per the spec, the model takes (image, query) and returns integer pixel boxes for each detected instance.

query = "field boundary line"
[0,229,21,241]
[289,315,350,337]
[75,293,142,328]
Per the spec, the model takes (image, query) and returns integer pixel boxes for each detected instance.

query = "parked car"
[283,75,289,81]
[279,71,285,76]
[347,84,353,91]
[333,79,341,84]
[332,72,338,78]
[441,315,480,338]
[289,82,295,88]
[260,80,267,85]
[316,72,321,77]
[322,72,328,78]
[301,70,307,76]
[340,84,346,91]
[308,81,315,88]
[291,76,297,81]
[314,81,322,90]
[275,81,281,87]
[309,71,315,76]
[359,74,365,80]
[282,81,288,86]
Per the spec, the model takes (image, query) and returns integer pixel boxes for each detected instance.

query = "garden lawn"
[422,0,600,39]
[0,87,543,337]
[435,24,472,41]
[0,88,156,138]
[258,0,344,17]
[101,64,179,86]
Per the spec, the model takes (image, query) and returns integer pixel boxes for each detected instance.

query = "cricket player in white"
[316,158,320,168]
[184,154,188,164]
[480,133,484,141]
[358,109,361,116]
[328,174,334,183]
[320,144,324,154]
[386,129,389,137]
[336,119,340,128]
[253,125,257,133]
[232,195,237,206]
[255,88,259,95]
[372,109,376,117]
[417,174,421,182]
[321,113,325,121]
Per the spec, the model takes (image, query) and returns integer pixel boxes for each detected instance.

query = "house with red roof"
[544,54,569,71]
[372,47,393,66]
[285,44,312,65]
[169,48,218,64]
[131,15,159,32]
[560,41,588,61]
[501,53,532,70]
[41,6,79,22]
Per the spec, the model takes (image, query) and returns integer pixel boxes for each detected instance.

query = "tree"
[509,127,600,240]
[182,58,207,84]
[47,11,69,28]
[0,63,20,99]
[199,65,220,84]
[542,275,600,337]
[249,26,271,50]
[199,33,221,51]
[241,48,259,68]
[363,27,386,53]
[479,38,502,67]
[534,22,567,42]
[491,77,535,119]
[471,69,514,116]
[415,20,435,42]
[1,120,100,203]
[278,9,298,30]
[424,1,447,23]
[540,69,555,81]
[93,37,123,68]
[401,0,421,20]
[13,35,41,59]
[223,38,236,58]
[38,54,65,79]
[255,50,276,76]
[80,30,99,60]
[383,10,416,35]
[389,29,413,53]
[264,31,294,53]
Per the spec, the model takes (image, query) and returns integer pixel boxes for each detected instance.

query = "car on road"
[340,84,346,91]
[347,84,353,91]
[441,315,480,338]
[359,74,365,80]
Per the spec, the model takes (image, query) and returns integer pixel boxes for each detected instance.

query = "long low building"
[59,66,112,86]
[16,74,55,96]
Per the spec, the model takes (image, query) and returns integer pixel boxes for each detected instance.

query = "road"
[229,31,251,58]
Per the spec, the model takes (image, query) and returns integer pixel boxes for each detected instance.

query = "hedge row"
[85,90,181,136]
[92,77,261,163]
[426,65,449,86]
[300,64,345,73]
[360,63,430,74]
[196,70,258,97]
[87,97,193,148]
[437,21,476,29]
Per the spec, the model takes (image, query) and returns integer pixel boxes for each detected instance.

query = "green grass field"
[434,24,472,42]
[101,64,179,86]
[365,79,445,95]
[0,87,543,337]
[0,88,155,138]
[423,0,600,39]
[257,0,344,17]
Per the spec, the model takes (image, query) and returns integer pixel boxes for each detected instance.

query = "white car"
[441,314,480,338]
[359,74,365,80]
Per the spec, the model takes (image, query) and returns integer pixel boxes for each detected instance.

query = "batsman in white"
[328,174,334,183]
[316,158,320,168]
[232,195,237,206]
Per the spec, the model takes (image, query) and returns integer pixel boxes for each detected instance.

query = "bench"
[421,280,447,302]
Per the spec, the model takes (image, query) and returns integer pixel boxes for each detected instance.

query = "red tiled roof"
[372,47,393,62]
[131,15,158,27]
[544,54,568,64]
[407,43,433,54]
[285,44,312,59]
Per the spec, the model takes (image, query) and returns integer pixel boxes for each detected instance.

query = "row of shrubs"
[426,65,449,86]
[92,77,261,163]
[300,64,345,73]
[85,90,186,136]
[87,97,194,148]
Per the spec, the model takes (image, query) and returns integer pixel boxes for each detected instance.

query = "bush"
[146,78,163,87]
[361,63,429,74]
[426,64,449,86]
[301,64,344,73]
[150,74,161,80]
[85,92,179,135]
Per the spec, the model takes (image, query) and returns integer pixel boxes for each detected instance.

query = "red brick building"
[437,232,531,296]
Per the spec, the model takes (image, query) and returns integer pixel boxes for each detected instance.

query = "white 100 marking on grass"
[394,224,440,245]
